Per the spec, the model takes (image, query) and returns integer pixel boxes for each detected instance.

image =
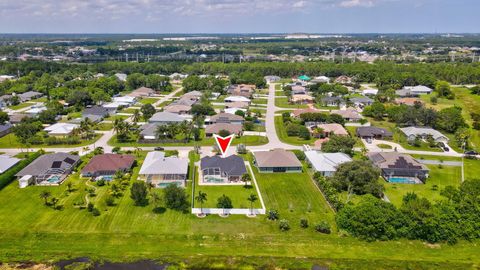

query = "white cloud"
[339,0,375,8]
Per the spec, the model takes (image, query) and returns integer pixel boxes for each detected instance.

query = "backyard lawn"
[192,168,262,209]
[275,97,308,109]
[8,102,32,110]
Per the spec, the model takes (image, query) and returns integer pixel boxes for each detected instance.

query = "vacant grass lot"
[0,133,102,149]
[0,153,479,266]
[8,102,33,110]
[138,97,159,105]
[275,97,308,109]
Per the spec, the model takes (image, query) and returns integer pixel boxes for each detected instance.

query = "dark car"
[464,150,478,156]
[154,147,164,151]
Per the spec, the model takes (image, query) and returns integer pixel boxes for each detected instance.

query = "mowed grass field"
[0,153,479,267]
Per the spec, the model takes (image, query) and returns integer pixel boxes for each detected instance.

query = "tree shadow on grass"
[153,207,166,214]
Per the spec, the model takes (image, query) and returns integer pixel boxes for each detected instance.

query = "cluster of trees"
[130,182,190,213]
[126,73,172,92]
[337,179,480,243]
[298,112,345,126]
[155,121,198,143]
[308,83,349,96]
[182,75,227,93]
[363,102,467,134]
[229,71,266,88]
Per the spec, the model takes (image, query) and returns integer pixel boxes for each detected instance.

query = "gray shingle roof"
[16,153,80,177]
[200,155,247,177]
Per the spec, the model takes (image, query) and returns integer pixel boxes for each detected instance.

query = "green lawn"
[104,115,130,121]
[250,158,337,229]
[8,102,32,110]
[274,116,316,146]
[251,98,268,105]
[0,153,479,266]
[94,122,114,131]
[118,108,138,114]
[275,97,308,109]
[384,165,461,206]
[193,168,262,209]
[0,133,102,149]
[138,97,159,105]
[345,126,364,148]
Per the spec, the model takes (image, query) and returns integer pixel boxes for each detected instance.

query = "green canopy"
[298,75,311,81]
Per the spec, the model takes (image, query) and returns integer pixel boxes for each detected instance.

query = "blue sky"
[0,0,477,33]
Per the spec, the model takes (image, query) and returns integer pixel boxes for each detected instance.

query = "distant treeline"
[1,60,480,87]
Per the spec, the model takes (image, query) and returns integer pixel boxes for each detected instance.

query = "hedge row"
[0,151,42,190]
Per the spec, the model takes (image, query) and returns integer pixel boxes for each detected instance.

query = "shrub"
[315,221,331,234]
[92,208,101,216]
[279,219,290,231]
[105,196,115,206]
[96,179,106,187]
[0,151,42,191]
[300,218,309,228]
[267,209,279,221]
[87,203,94,212]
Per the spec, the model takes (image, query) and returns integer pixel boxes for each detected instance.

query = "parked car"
[154,147,164,151]
[464,150,478,156]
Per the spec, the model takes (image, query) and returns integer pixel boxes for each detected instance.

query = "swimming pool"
[47,176,61,183]
[157,182,182,188]
[388,177,417,184]
[204,176,226,183]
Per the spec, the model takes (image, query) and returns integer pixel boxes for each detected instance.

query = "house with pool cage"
[138,151,189,188]
[367,152,429,184]
[15,153,80,188]
[200,155,247,184]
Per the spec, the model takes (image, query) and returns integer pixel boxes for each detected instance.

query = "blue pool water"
[157,182,182,188]
[389,177,417,184]
[47,176,61,183]
[204,176,225,183]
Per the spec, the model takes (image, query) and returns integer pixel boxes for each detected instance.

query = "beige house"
[253,149,302,173]
[138,152,189,188]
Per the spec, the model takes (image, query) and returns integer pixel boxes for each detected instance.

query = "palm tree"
[241,173,251,187]
[150,192,161,208]
[155,125,169,140]
[247,194,258,216]
[132,109,141,123]
[66,182,73,192]
[40,191,51,205]
[50,197,59,209]
[80,117,94,139]
[167,123,179,139]
[195,191,207,215]
[113,118,123,134]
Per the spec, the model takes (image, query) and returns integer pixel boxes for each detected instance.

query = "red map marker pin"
[213,134,235,158]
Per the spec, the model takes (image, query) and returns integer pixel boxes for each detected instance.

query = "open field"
[0,133,102,149]
[0,152,478,267]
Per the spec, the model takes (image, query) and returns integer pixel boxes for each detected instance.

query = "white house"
[362,88,379,96]
[404,85,433,95]
[400,126,449,143]
[0,155,20,174]
[224,96,251,104]
[138,152,189,188]
[305,151,352,177]
[44,123,79,136]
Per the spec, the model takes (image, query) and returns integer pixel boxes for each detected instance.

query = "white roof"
[115,73,127,81]
[0,155,20,173]
[139,152,189,175]
[362,89,379,95]
[225,96,251,103]
[400,126,448,141]
[113,96,136,104]
[305,151,352,173]
[404,85,433,93]
[25,106,46,114]
[44,123,79,135]
[102,101,130,109]
[224,108,247,114]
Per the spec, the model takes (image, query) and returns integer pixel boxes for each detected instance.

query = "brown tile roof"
[205,123,243,135]
[292,108,321,118]
[254,149,302,168]
[81,154,135,175]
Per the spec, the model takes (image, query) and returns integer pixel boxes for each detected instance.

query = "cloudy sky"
[0,0,477,33]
